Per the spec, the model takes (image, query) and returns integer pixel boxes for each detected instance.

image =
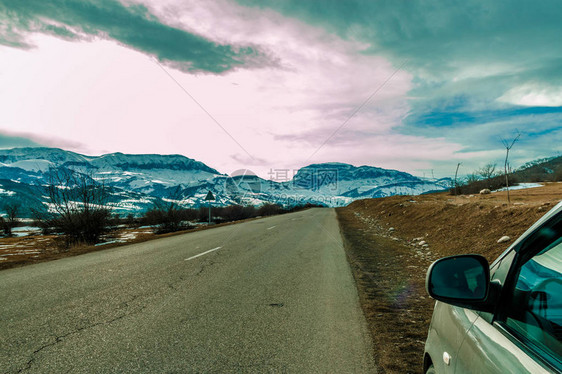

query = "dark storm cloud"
[0,0,263,73]
[237,0,562,85]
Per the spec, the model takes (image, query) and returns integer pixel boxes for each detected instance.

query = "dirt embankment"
[337,182,561,374]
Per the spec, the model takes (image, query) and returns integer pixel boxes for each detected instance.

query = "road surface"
[0,208,375,373]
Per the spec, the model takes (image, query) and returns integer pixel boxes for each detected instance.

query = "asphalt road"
[0,208,376,373]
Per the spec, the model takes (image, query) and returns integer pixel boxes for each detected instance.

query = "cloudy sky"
[0,0,561,178]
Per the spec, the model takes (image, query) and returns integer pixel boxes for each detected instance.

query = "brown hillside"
[337,182,561,373]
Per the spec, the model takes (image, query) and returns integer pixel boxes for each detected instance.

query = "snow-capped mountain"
[0,147,449,216]
[85,153,222,197]
[290,162,448,197]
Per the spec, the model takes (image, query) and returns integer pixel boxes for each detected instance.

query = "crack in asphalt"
[194,259,217,277]
[16,297,146,374]
[16,270,206,372]
[167,274,189,291]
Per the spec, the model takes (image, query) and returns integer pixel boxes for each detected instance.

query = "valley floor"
[0,220,254,271]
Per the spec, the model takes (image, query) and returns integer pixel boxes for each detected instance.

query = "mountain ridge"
[0,147,449,216]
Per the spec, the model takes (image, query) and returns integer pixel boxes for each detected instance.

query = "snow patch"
[0,188,15,196]
[494,183,543,192]
[11,226,41,237]
[6,159,54,172]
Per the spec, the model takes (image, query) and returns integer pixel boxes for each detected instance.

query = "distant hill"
[515,155,562,182]
[0,147,449,216]
[454,155,562,195]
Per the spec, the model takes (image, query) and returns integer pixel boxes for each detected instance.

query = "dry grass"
[337,182,562,373]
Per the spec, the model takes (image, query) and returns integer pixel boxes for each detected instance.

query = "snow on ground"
[494,183,544,192]
[0,243,19,250]
[94,230,147,246]
[0,250,41,255]
[0,239,41,260]
[94,240,119,246]
[0,188,15,196]
[357,185,379,194]
[11,226,42,237]
[6,159,54,172]
[120,231,142,240]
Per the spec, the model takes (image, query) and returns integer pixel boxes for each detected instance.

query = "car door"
[454,212,562,373]
[425,302,480,373]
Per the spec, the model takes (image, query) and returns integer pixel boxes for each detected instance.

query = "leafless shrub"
[477,163,496,179]
[257,203,283,216]
[34,167,113,246]
[465,173,480,185]
[142,187,202,234]
[1,203,19,237]
[455,174,518,195]
[0,217,9,237]
[212,205,257,222]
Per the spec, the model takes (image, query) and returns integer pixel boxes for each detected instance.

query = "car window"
[504,224,562,369]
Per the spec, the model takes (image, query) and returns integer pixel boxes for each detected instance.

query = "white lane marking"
[185,246,222,261]
[267,225,277,230]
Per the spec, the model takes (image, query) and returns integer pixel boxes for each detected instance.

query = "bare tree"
[0,217,6,237]
[477,163,497,180]
[38,167,112,246]
[501,132,521,204]
[1,203,20,237]
[465,173,479,185]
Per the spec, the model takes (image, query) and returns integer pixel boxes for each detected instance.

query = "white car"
[424,201,562,373]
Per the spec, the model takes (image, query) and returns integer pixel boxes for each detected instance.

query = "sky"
[0,0,561,179]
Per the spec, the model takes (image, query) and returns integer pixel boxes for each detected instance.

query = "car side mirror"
[426,254,496,312]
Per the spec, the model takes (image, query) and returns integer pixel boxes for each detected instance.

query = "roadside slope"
[337,182,562,373]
